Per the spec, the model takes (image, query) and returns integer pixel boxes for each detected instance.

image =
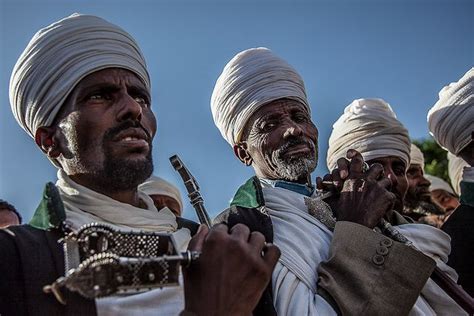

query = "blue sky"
[1,0,473,223]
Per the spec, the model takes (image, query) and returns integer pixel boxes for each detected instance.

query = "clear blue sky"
[1,0,473,223]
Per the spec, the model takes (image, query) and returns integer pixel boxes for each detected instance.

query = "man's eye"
[294,114,308,123]
[134,96,149,107]
[260,122,277,132]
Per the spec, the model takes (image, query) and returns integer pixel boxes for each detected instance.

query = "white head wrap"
[410,143,425,170]
[211,47,310,146]
[425,174,455,196]
[138,176,183,214]
[427,67,474,155]
[447,152,468,195]
[10,13,150,139]
[327,98,410,170]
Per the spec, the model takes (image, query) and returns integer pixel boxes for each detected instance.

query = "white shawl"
[262,185,465,315]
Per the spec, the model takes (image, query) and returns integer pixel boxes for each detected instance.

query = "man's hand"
[182,223,280,316]
[316,149,396,228]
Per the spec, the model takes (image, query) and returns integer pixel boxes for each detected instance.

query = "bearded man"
[327,97,464,314]
[403,144,444,222]
[0,14,279,315]
[428,67,474,296]
[211,47,439,316]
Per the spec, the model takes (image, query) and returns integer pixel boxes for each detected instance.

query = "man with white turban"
[327,98,465,315]
[424,174,459,217]
[403,144,444,222]
[139,176,184,216]
[428,67,474,296]
[448,152,469,196]
[212,47,439,315]
[0,14,280,315]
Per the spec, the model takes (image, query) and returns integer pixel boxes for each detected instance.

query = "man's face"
[238,99,318,183]
[366,156,408,212]
[431,189,459,213]
[149,194,182,217]
[404,164,431,209]
[0,209,20,228]
[56,68,156,192]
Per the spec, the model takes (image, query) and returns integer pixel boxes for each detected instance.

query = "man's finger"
[366,163,384,181]
[378,177,393,190]
[348,151,365,175]
[248,231,266,252]
[187,225,209,252]
[262,243,281,268]
[229,223,251,241]
[336,157,350,179]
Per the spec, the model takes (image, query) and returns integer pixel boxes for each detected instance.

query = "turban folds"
[10,13,150,139]
[410,143,425,170]
[139,176,184,214]
[327,98,410,170]
[425,174,455,196]
[427,68,474,155]
[211,47,310,146]
[448,152,468,196]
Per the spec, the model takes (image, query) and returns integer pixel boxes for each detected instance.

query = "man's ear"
[233,142,253,166]
[35,126,62,158]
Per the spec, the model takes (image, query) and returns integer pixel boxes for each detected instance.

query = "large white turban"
[410,143,425,170]
[427,67,474,155]
[425,174,455,196]
[139,176,184,214]
[211,47,310,146]
[448,152,468,196]
[327,98,410,170]
[10,13,150,139]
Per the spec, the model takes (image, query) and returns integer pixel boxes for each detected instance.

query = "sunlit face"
[431,189,459,213]
[238,98,318,183]
[404,164,431,209]
[56,68,157,192]
[149,194,182,217]
[367,156,408,212]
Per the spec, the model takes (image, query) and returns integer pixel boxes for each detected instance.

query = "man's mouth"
[112,128,150,149]
[280,139,314,158]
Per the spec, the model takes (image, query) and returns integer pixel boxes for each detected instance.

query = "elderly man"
[327,97,464,314]
[139,176,184,217]
[428,67,474,296]
[0,200,22,228]
[0,14,279,315]
[211,47,441,316]
[403,144,444,222]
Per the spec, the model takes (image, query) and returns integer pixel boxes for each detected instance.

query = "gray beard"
[271,148,317,181]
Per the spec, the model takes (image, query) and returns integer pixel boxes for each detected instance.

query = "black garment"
[442,203,474,297]
[0,217,199,316]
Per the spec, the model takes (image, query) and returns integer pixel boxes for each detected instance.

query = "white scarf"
[56,170,191,315]
[262,185,465,315]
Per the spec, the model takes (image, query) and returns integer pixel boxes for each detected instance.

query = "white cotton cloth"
[327,98,410,170]
[410,143,425,170]
[448,153,469,195]
[139,175,183,214]
[56,170,191,314]
[260,182,463,315]
[462,166,474,183]
[397,224,466,316]
[425,174,455,196]
[10,13,150,140]
[427,67,474,155]
[211,47,310,146]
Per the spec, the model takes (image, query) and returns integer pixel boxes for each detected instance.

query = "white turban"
[10,13,150,139]
[425,174,455,196]
[327,98,410,170]
[410,143,425,170]
[211,47,310,146]
[448,152,468,196]
[427,67,474,155]
[139,176,183,214]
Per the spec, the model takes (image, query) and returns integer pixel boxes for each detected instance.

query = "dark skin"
[34,68,280,315]
[150,194,182,217]
[317,150,396,228]
[236,98,395,229]
[431,189,459,213]
[404,164,431,209]
[234,98,318,184]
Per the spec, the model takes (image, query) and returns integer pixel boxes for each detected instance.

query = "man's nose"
[116,93,143,122]
[283,121,303,138]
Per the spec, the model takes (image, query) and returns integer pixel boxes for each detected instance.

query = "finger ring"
[362,162,369,172]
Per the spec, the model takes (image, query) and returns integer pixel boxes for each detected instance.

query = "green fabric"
[230,176,265,208]
[29,182,66,230]
[460,181,474,207]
